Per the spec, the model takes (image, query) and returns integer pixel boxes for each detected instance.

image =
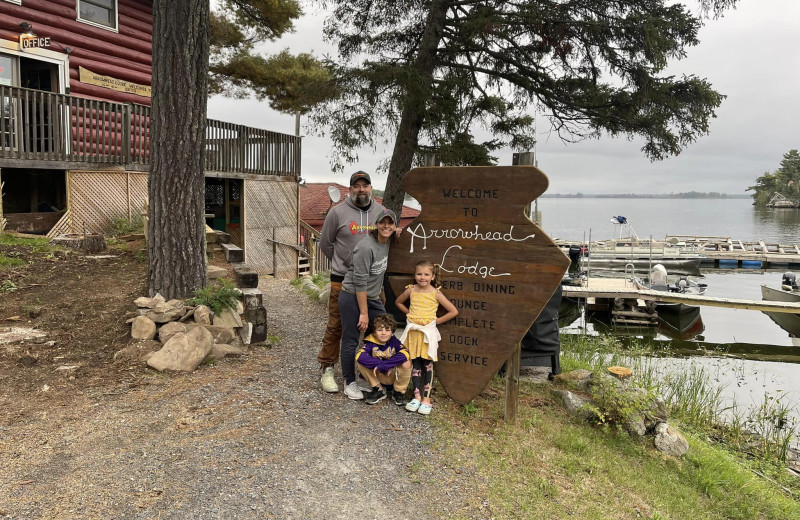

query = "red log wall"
[0,0,153,106]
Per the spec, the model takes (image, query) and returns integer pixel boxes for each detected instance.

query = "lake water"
[535,197,800,348]
[536,198,800,429]
[536,197,800,244]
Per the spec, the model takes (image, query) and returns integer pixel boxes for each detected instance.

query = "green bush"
[110,214,144,236]
[187,278,241,314]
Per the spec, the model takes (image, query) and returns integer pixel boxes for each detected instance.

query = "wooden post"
[126,171,131,221]
[504,343,521,422]
[272,227,277,277]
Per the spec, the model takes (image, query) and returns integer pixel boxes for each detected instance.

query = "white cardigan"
[399,320,441,361]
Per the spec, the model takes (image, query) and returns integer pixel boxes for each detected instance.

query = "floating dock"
[563,279,800,314]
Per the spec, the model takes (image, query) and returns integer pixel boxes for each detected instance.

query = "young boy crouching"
[355,314,412,405]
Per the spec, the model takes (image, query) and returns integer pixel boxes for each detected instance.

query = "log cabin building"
[0,0,301,277]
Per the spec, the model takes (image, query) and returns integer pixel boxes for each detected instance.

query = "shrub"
[187,278,241,314]
[110,214,144,236]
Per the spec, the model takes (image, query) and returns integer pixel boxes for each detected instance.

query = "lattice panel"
[128,173,148,216]
[244,179,298,278]
[46,210,72,238]
[68,171,148,234]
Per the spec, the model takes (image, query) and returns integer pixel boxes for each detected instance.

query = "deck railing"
[299,219,330,275]
[0,85,300,177]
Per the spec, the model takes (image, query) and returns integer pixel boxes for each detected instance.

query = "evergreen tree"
[313,0,738,216]
[209,0,332,113]
[749,150,800,205]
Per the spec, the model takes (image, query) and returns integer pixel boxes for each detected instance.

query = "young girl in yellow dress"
[395,261,458,415]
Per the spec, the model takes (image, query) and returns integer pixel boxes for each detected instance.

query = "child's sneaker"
[365,386,387,405]
[417,403,432,415]
[391,390,407,406]
[405,398,421,412]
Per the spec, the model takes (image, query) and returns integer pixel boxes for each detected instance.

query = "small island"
[748,149,800,207]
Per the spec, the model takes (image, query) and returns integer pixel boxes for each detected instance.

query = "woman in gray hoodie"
[338,208,398,400]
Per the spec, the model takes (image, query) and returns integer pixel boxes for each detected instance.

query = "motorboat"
[637,264,707,295]
[760,272,800,303]
[761,272,800,337]
[636,264,707,317]
[657,305,705,341]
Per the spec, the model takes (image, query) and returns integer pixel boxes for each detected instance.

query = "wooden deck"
[0,85,300,177]
[563,279,800,314]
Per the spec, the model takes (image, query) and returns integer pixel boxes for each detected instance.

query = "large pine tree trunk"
[382,0,447,217]
[148,0,210,299]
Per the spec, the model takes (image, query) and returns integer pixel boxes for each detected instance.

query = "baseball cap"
[349,171,371,186]
[375,208,397,225]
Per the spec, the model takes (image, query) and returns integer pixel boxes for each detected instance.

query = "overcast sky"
[206,0,800,195]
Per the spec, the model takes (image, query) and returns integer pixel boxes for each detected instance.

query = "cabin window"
[77,0,119,31]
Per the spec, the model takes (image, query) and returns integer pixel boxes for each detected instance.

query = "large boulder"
[146,326,214,372]
[654,422,689,457]
[205,343,245,362]
[213,307,243,328]
[130,316,157,340]
[185,323,237,344]
[552,389,594,421]
[158,321,187,344]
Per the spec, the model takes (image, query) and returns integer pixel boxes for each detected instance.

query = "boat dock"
[558,235,800,269]
[563,279,800,314]
[666,235,800,268]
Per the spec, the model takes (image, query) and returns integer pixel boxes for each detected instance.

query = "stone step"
[234,265,258,288]
[221,243,244,263]
[207,265,228,280]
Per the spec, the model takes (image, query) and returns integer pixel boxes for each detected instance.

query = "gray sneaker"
[320,367,339,393]
[344,381,364,400]
[356,376,372,392]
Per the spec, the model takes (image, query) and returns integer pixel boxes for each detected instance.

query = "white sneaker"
[356,376,372,392]
[320,367,339,393]
[344,381,364,400]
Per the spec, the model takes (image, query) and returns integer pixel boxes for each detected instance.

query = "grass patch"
[0,255,25,270]
[429,377,800,519]
[290,271,330,301]
[0,233,52,252]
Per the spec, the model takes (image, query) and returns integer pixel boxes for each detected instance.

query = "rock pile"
[123,271,269,373]
[550,368,689,458]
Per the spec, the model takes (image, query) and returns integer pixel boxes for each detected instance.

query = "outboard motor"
[676,277,691,292]
[568,245,582,267]
[781,272,798,291]
[649,264,669,292]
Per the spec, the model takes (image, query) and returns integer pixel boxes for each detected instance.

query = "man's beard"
[353,193,370,207]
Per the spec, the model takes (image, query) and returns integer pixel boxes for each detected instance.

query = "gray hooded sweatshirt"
[320,195,386,278]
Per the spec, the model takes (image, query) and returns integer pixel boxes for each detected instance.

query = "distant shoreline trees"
[747,150,800,206]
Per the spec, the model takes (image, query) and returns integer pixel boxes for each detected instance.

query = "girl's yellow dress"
[404,285,439,360]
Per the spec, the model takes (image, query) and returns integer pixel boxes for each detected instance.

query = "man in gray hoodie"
[318,171,385,393]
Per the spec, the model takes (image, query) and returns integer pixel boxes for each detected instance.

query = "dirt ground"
[0,239,475,519]
[0,239,148,395]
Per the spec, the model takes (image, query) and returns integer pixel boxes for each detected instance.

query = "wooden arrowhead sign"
[386,166,570,404]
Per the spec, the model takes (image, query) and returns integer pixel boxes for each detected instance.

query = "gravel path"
[0,279,464,519]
